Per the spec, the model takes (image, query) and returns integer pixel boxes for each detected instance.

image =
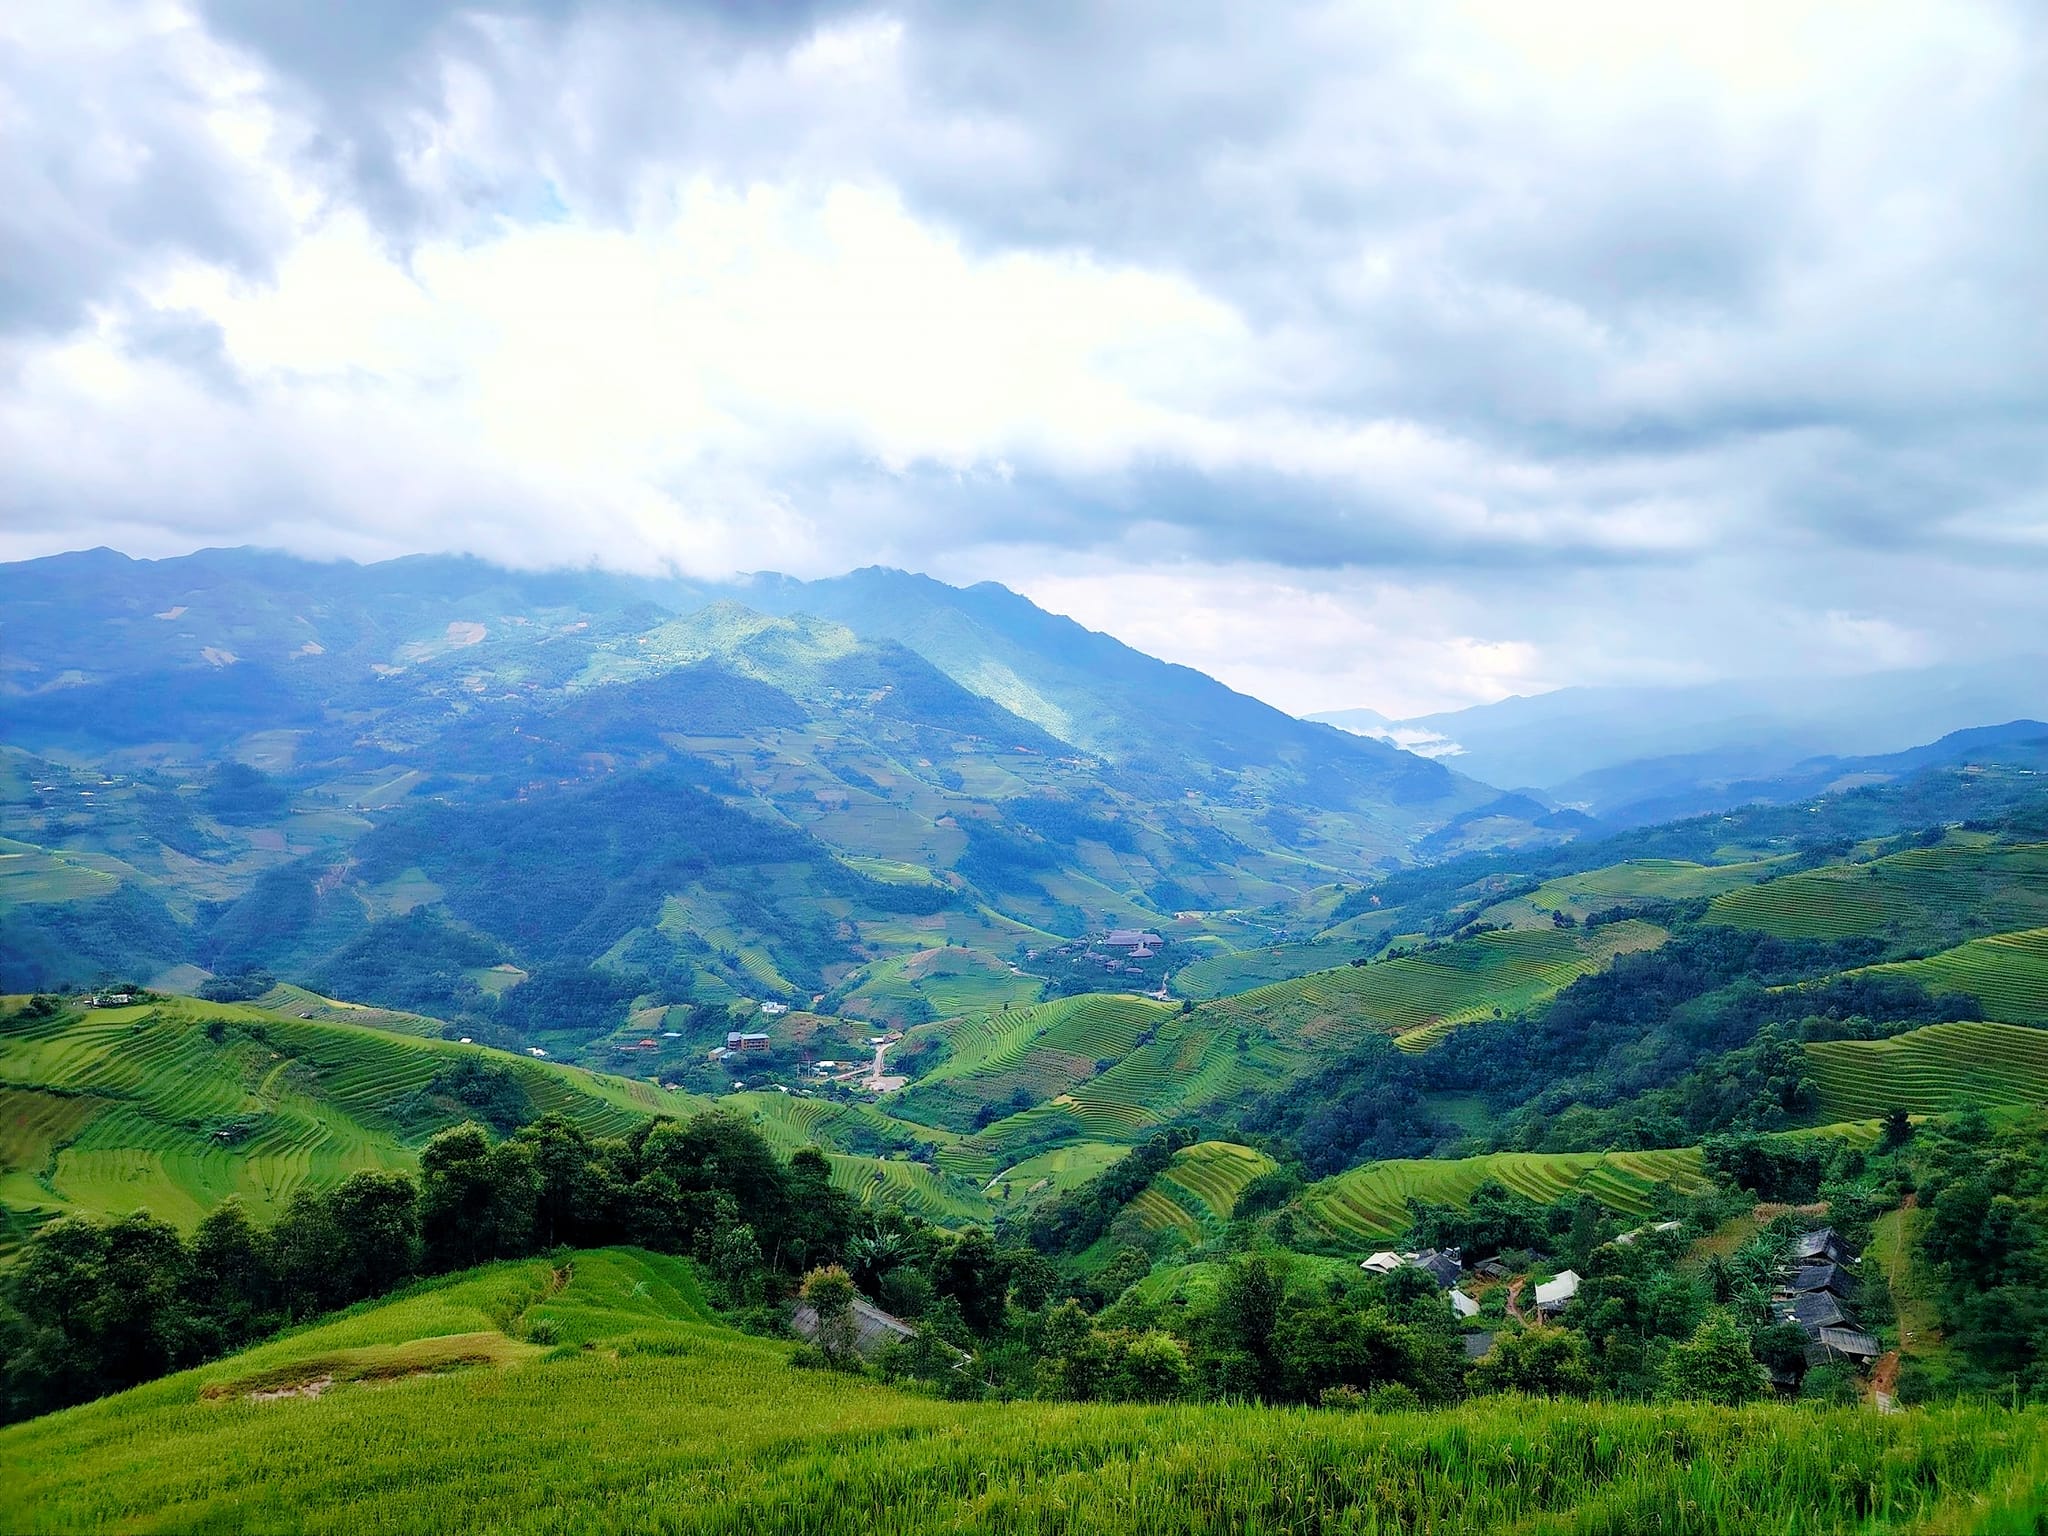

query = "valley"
[6,549,2048,1531]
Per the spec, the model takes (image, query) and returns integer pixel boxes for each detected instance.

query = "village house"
[1358,1248,1463,1289]
[726,1031,773,1052]
[1101,929,1164,949]
[1794,1228,1859,1267]
[1533,1270,1581,1319]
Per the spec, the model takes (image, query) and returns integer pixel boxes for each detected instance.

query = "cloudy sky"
[3,1,2044,716]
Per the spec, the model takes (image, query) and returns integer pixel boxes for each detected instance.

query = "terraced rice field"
[1520,858,1785,918]
[1849,928,2048,1023]
[838,947,1040,1025]
[1706,841,2048,942]
[1804,1020,2048,1120]
[1208,921,1668,1054]
[985,1141,1127,1203]
[1296,1147,1711,1245]
[889,994,1176,1132]
[0,837,123,904]
[0,998,687,1236]
[826,1153,992,1224]
[1131,1141,1279,1237]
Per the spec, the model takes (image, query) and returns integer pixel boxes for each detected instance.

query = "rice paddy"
[1206,919,1669,1054]
[1296,1146,1712,1244]
[1803,1019,2048,1120]
[2,1245,2041,1535]
[0,998,692,1240]
[1706,840,2048,942]
[1130,1140,1279,1238]
[1849,927,2048,1023]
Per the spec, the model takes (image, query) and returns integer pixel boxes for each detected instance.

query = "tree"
[1880,1106,1914,1152]
[801,1266,859,1368]
[1212,1254,1283,1399]
[707,1221,764,1307]
[420,1123,538,1270]
[185,1199,275,1349]
[325,1172,420,1302]
[1661,1311,1767,1405]
[1116,1330,1192,1401]
[1467,1327,1596,1398]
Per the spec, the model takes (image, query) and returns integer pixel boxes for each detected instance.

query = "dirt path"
[1504,1278,1528,1325]
[865,1039,905,1093]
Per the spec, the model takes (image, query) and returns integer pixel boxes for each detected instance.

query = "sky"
[3,1,2044,718]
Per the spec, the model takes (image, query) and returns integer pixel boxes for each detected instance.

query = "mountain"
[0,546,1567,1039]
[1311,661,2048,814]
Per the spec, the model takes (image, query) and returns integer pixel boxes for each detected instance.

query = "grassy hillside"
[1296,1147,1712,1244]
[890,994,1179,1133]
[1803,1020,2048,1121]
[0,997,690,1248]
[1706,839,2048,943]
[4,1246,2042,1534]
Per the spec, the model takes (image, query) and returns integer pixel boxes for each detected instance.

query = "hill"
[3,1246,2041,1534]
[0,996,690,1251]
[0,546,1558,1050]
[1295,1147,1712,1244]
[1802,1020,2048,1121]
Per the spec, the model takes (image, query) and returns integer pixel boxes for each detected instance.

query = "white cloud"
[2,0,2043,715]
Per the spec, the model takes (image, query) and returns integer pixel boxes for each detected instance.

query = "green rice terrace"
[1803,1020,2048,1120]
[3,1246,2043,1535]
[1706,839,2048,943]
[1295,1147,1713,1244]
[1201,918,1668,1053]
[1848,928,2048,1024]
[0,997,691,1251]
[1127,1141,1279,1241]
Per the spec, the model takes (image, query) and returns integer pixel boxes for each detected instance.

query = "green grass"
[1848,927,2048,1023]
[0,998,693,1241]
[3,1247,2043,1534]
[1297,1147,1711,1244]
[1802,1020,2048,1120]
[1707,840,2048,942]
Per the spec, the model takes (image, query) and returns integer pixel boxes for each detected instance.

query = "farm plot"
[837,947,1041,1027]
[827,1153,992,1225]
[1130,1141,1279,1237]
[888,994,1175,1133]
[1804,1021,2048,1120]
[1847,928,2048,1023]
[1706,841,2048,943]
[0,998,687,1232]
[1296,1147,1710,1245]
[1204,921,1668,1055]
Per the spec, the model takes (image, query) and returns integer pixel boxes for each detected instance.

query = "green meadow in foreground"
[4,1247,2044,1536]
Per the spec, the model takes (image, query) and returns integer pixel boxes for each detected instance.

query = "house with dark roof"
[1774,1291,1849,1333]
[1794,1228,1858,1267]
[1816,1326,1883,1364]
[1412,1249,1463,1290]
[1791,1263,1857,1300]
